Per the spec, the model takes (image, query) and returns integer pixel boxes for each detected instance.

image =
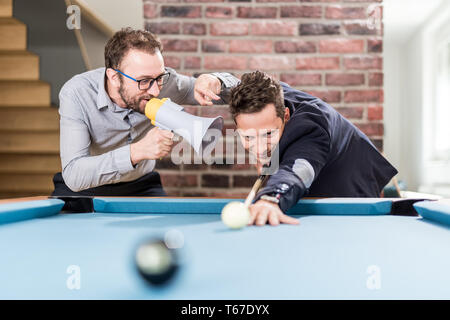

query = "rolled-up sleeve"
[59,87,134,192]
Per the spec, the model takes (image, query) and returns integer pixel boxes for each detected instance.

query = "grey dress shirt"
[58,67,238,192]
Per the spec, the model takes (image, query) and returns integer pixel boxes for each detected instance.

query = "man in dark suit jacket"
[228,71,398,227]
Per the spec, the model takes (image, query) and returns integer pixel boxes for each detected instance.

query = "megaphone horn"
[145,98,224,154]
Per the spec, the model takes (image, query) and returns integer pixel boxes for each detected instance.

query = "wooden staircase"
[0,0,60,199]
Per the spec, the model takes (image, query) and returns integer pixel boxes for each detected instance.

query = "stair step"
[0,107,59,131]
[0,173,55,192]
[0,131,59,153]
[0,154,61,174]
[0,18,26,50]
[0,51,39,80]
[0,0,12,18]
[0,80,51,106]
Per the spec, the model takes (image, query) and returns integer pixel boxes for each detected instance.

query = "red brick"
[162,39,198,52]
[280,5,322,18]
[160,174,198,187]
[184,56,201,69]
[344,90,384,103]
[344,0,382,2]
[368,38,383,53]
[233,175,259,188]
[335,107,364,119]
[183,163,209,171]
[146,22,180,34]
[205,6,233,18]
[325,5,366,19]
[182,23,206,35]
[300,23,340,35]
[144,3,158,19]
[296,57,340,70]
[280,73,322,86]
[274,40,316,53]
[161,5,201,18]
[210,22,249,36]
[182,105,199,115]
[163,56,181,69]
[345,22,380,35]
[204,56,247,70]
[326,73,364,86]
[344,56,382,70]
[249,56,292,71]
[202,39,227,52]
[200,106,232,121]
[222,123,237,134]
[369,72,383,86]
[251,21,297,36]
[306,90,341,103]
[208,191,249,199]
[300,0,341,2]
[229,40,272,53]
[256,0,296,2]
[180,190,208,197]
[165,190,181,197]
[368,105,383,120]
[152,0,182,3]
[319,39,364,53]
[185,0,224,2]
[301,0,342,2]
[155,157,180,170]
[202,174,229,188]
[237,6,278,18]
[356,123,384,137]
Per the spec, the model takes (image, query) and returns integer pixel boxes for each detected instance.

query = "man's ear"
[105,68,120,87]
[284,107,290,122]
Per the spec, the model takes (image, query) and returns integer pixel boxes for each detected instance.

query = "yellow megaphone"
[145,98,224,154]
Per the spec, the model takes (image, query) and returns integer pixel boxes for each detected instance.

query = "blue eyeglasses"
[114,69,170,91]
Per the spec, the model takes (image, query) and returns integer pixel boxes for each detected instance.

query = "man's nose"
[255,137,269,155]
[147,81,160,97]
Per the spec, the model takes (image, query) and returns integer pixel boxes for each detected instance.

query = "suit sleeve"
[255,107,331,213]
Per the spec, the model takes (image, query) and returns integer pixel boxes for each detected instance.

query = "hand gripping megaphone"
[145,98,224,154]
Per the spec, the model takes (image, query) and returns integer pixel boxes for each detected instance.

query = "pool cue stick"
[244,175,267,207]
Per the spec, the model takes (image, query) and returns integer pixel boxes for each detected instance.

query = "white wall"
[80,0,143,31]
[384,0,450,193]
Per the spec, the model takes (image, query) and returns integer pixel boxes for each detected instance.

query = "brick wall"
[144,0,384,197]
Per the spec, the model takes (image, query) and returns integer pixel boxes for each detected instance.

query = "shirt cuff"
[210,72,237,89]
[112,144,134,174]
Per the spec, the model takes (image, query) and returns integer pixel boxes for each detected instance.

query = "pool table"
[0,196,449,300]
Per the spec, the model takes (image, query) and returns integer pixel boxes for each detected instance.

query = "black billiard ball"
[135,239,179,286]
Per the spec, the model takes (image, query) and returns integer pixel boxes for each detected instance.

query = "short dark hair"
[229,71,285,122]
[104,27,163,69]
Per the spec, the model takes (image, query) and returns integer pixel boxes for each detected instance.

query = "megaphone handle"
[159,130,180,160]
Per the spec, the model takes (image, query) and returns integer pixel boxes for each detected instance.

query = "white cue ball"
[221,201,250,229]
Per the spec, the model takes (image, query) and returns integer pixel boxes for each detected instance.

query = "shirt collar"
[97,69,131,118]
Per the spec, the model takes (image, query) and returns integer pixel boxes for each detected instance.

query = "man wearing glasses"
[51,28,238,203]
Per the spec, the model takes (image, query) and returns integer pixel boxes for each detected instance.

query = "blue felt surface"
[414,201,450,226]
[0,212,449,299]
[94,197,393,215]
[0,199,65,225]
